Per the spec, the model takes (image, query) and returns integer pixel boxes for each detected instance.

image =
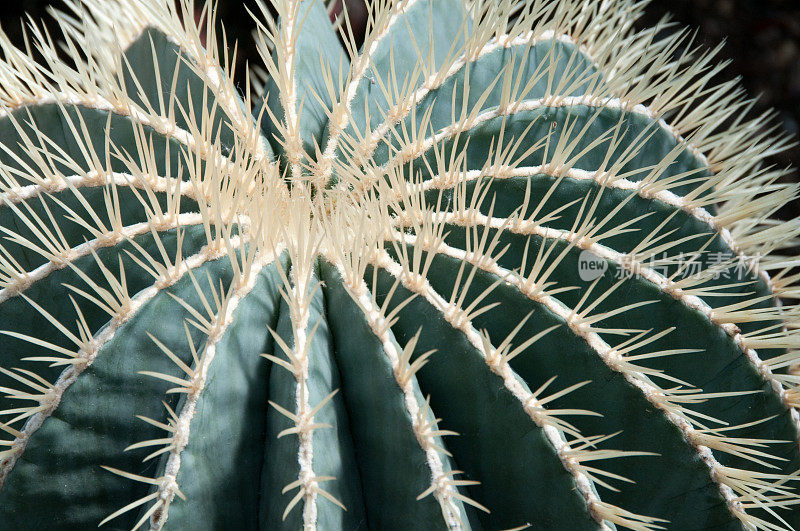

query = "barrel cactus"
[1,0,799,528]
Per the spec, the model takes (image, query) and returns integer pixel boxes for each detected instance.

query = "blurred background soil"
[2,0,799,219]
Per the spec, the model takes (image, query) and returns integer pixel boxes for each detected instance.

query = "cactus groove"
[0,0,799,529]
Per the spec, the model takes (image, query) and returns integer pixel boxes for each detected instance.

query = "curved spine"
[0,235,245,488]
[395,231,797,529]
[149,249,279,530]
[372,248,665,530]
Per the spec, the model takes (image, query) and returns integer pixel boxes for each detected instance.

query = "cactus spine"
[0,0,799,529]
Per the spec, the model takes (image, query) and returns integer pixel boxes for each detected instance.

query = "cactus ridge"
[0,223,220,486]
[0,0,799,530]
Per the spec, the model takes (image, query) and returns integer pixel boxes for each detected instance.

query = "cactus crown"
[0,0,799,529]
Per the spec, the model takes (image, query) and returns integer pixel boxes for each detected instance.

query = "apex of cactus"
[0,0,799,529]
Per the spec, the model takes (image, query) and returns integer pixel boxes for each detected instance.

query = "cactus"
[0,0,799,528]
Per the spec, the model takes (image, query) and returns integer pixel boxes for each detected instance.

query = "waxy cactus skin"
[0,0,799,529]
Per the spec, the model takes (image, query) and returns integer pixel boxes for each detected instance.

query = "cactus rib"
[144,249,282,529]
[0,96,217,165]
[316,0,426,182]
[381,245,642,520]
[400,205,800,423]
[0,213,204,304]
[0,231,241,489]
[388,235,795,529]
[417,164,772,285]
[326,257,479,526]
[0,172,197,208]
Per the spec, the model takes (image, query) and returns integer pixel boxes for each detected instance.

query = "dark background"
[3,0,799,220]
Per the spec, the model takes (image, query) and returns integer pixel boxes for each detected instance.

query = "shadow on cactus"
[0,0,799,529]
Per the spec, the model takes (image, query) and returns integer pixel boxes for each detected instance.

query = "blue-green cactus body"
[0,1,799,530]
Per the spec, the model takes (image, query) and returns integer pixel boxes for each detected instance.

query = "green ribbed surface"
[0,1,798,530]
